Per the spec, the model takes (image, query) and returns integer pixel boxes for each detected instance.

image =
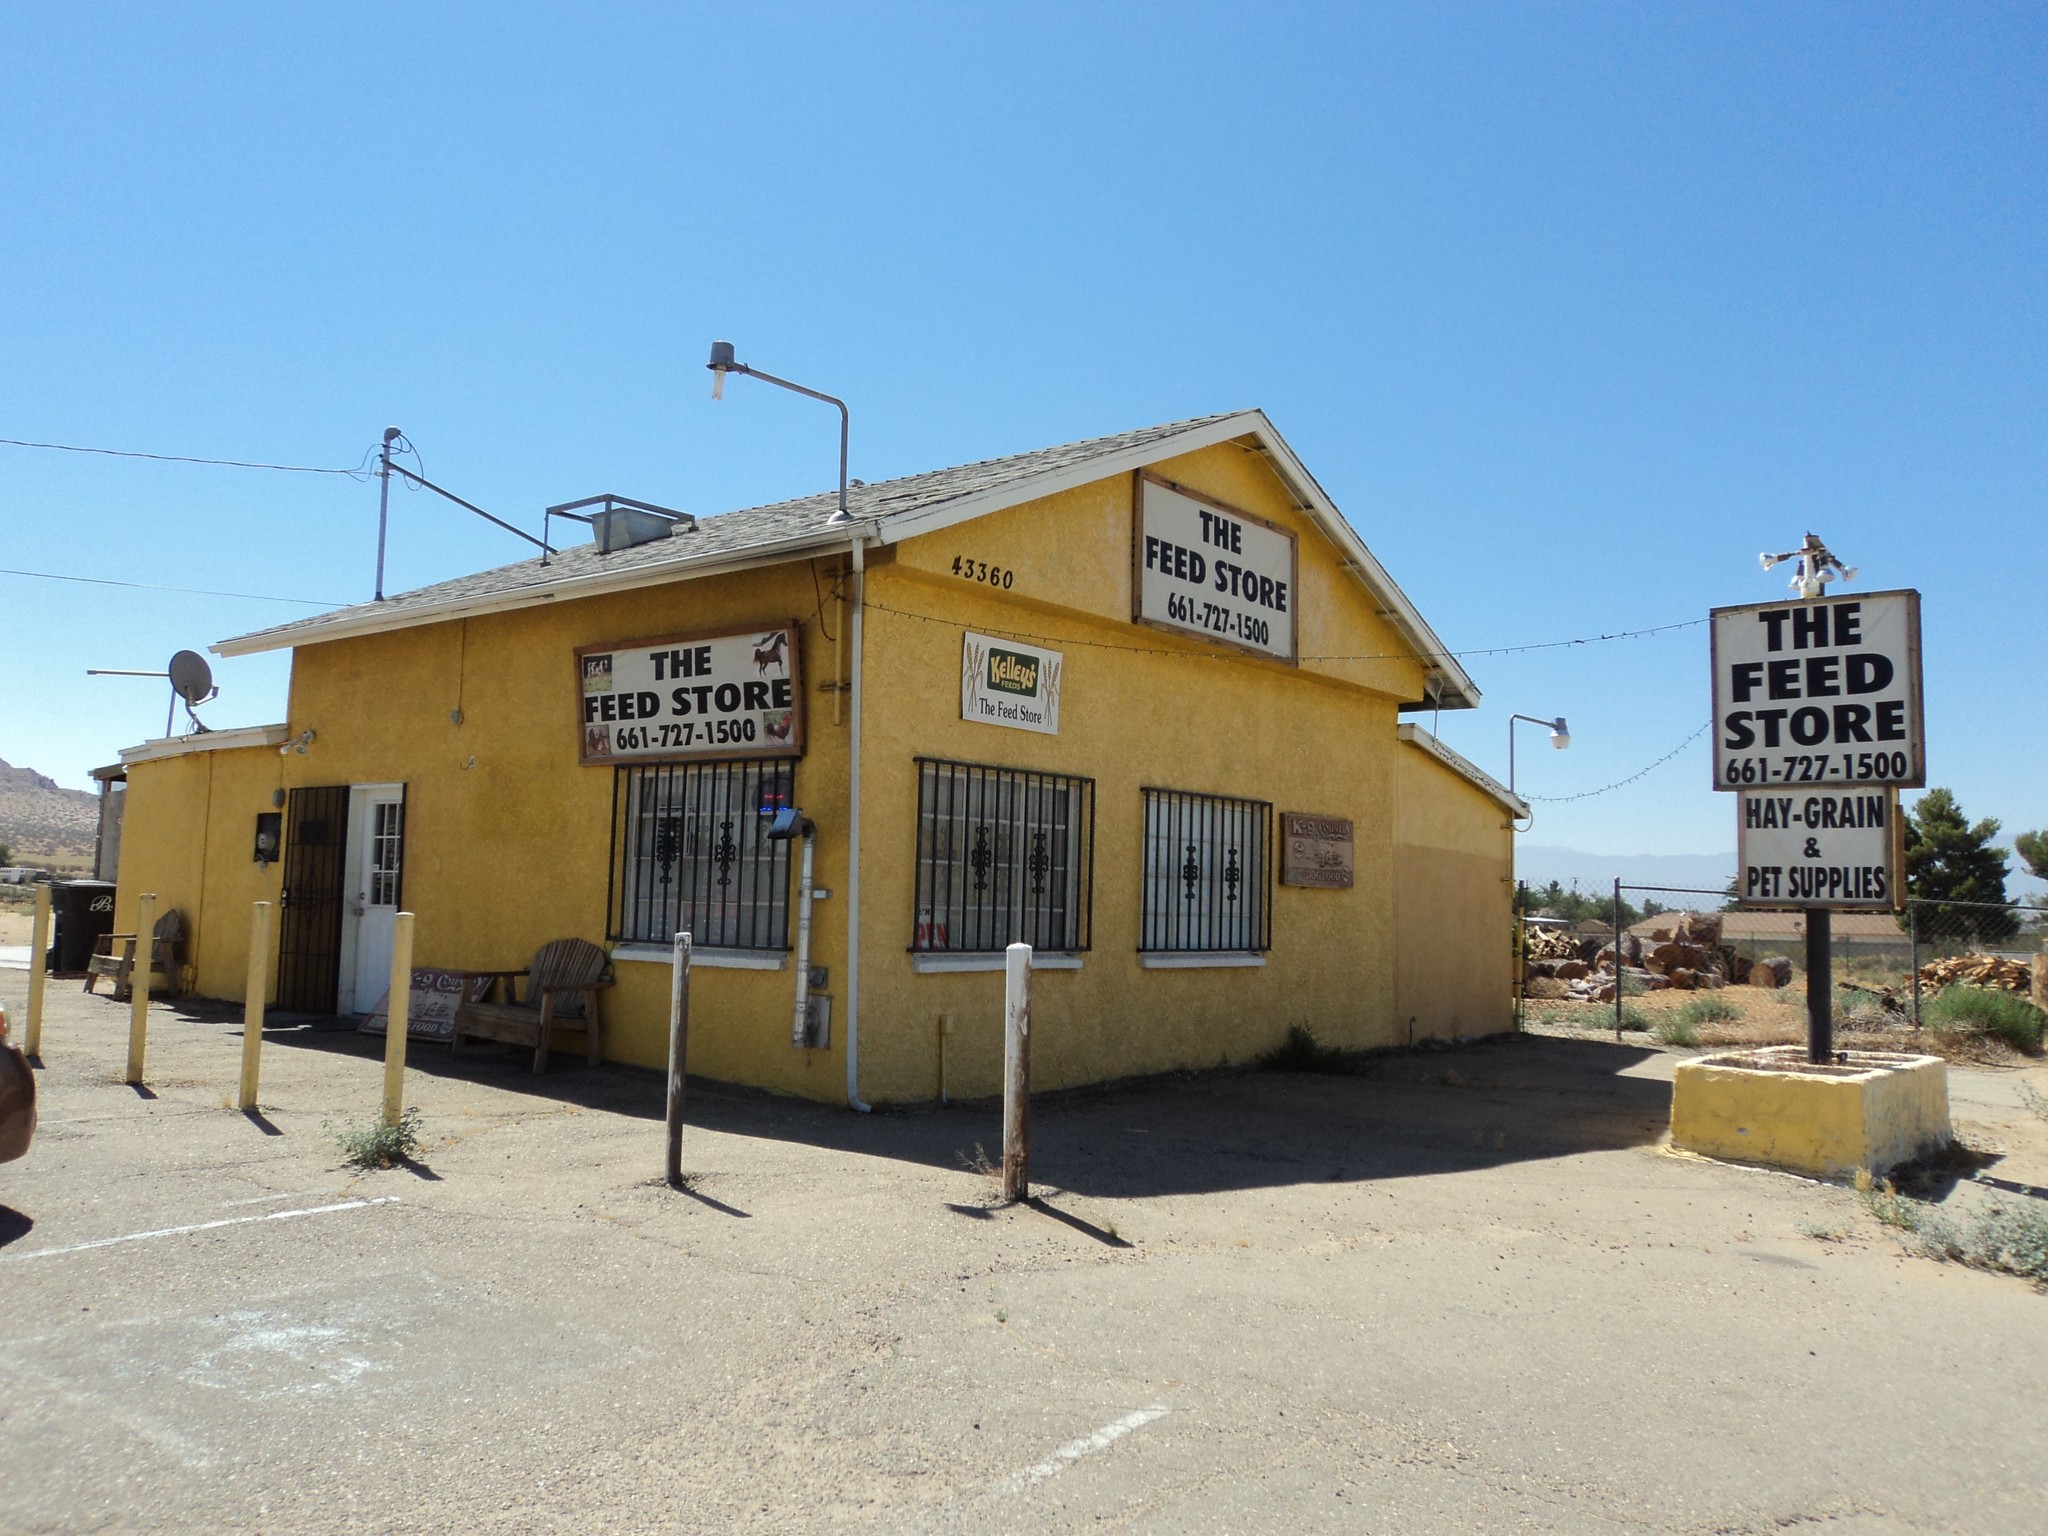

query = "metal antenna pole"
[374,426,399,601]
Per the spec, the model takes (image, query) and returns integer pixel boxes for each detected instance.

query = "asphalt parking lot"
[3,970,2046,1535]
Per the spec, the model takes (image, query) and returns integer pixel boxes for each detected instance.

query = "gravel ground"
[4,969,2046,1535]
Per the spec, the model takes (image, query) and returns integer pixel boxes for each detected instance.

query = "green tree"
[0,839,12,867]
[1904,788,2019,943]
[2015,828,2048,884]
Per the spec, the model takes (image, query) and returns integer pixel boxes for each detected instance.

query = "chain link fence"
[1514,881,2047,1032]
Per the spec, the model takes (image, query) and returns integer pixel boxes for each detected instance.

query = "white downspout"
[844,534,871,1111]
[790,828,816,1045]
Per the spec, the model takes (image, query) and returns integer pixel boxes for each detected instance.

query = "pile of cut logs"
[1915,953,2035,995]
[1523,912,1793,1003]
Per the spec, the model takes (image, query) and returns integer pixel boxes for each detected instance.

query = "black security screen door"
[276,784,349,1014]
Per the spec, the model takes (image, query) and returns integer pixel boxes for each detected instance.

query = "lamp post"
[1507,713,1570,808]
[705,342,853,525]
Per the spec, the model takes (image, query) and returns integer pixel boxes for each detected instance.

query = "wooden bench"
[449,938,611,1073]
[84,909,186,1002]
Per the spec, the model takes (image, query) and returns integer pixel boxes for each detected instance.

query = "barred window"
[912,758,1094,953]
[608,760,794,949]
[1140,788,1273,952]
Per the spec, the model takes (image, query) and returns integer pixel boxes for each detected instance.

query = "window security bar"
[608,759,794,949]
[1140,787,1273,953]
[912,757,1095,953]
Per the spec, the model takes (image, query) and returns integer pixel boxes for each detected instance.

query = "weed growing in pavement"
[1653,1014,1701,1048]
[1921,987,2046,1053]
[334,1106,423,1169]
[1677,994,1743,1026]
[957,1142,998,1179]
[1798,1221,1850,1242]
[1854,1167,2048,1283]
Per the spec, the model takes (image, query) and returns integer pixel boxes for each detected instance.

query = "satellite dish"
[169,650,215,707]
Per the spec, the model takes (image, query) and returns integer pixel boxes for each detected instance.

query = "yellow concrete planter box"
[1670,1046,1950,1179]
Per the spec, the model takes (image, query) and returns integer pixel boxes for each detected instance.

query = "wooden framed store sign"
[1133,473,1298,662]
[576,622,803,765]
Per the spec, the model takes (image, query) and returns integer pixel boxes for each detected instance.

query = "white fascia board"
[211,528,858,658]
[1396,723,1527,818]
[119,723,290,766]
[872,410,1479,710]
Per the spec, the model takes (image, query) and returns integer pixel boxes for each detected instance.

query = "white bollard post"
[24,881,50,1059]
[380,912,415,1129]
[1002,941,1032,1203]
[126,892,157,1085]
[667,931,692,1188]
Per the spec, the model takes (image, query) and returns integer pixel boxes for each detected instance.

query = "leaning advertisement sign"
[1711,590,1923,792]
[1735,789,1901,909]
[576,623,803,764]
[1134,473,1298,662]
[961,631,1061,735]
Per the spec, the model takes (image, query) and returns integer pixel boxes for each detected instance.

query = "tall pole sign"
[1710,536,1923,1062]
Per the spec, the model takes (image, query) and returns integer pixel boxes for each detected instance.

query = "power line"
[0,566,339,607]
[1524,722,1710,803]
[0,436,374,479]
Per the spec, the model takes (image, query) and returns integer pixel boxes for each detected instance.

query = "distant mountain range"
[0,757,99,861]
[1513,845,1734,898]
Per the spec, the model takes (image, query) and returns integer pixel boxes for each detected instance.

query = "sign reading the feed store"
[961,631,1061,736]
[1280,813,1354,889]
[1711,590,1923,792]
[1735,789,1900,909]
[1134,473,1298,662]
[576,623,803,764]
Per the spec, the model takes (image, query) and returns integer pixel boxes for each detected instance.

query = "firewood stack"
[1916,954,2036,995]
[1522,910,1795,1002]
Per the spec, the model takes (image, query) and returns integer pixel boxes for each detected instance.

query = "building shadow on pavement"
[211,997,1671,1199]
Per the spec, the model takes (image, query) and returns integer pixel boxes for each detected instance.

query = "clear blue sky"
[3,4,2043,885]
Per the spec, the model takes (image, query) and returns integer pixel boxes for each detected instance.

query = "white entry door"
[340,786,406,1015]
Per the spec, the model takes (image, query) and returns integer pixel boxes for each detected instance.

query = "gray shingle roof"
[217,413,1242,655]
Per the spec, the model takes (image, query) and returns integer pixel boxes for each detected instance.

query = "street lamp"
[706,341,853,526]
[1508,713,1570,805]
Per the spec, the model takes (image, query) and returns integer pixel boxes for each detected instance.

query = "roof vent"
[545,494,695,555]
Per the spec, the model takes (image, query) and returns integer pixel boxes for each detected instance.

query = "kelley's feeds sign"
[961,631,1061,735]
[1134,474,1298,661]
[1711,591,1923,792]
[576,623,802,764]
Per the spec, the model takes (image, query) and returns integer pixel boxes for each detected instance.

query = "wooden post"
[666,931,692,1188]
[239,900,271,1110]
[1002,942,1032,1203]
[125,892,156,1085]
[380,912,414,1128]
[24,881,50,1058]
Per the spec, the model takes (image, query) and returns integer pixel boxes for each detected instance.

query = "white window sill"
[611,944,787,970]
[910,952,1086,974]
[1139,951,1267,969]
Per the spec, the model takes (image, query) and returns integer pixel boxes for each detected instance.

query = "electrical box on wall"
[253,811,282,865]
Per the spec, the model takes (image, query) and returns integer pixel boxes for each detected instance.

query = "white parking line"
[1011,1406,1170,1490]
[1,1197,400,1263]
[223,1189,337,1208]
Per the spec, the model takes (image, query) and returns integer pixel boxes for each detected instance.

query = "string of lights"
[0,436,375,479]
[1523,722,1709,802]
[863,594,1701,668]
[0,566,339,607]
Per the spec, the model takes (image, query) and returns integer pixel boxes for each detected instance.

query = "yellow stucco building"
[110,412,1522,1105]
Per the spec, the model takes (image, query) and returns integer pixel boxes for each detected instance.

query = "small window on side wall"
[1140,788,1272,953]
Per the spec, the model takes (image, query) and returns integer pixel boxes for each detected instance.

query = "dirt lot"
[4,971,2047,1534]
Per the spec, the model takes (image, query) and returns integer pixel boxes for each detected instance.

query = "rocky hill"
[0,757,99,860]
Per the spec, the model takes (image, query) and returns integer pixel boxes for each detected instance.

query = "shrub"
[1653,1014,1701,1047]
[1921,986,2046,1052]
[335,1106,424,1169]
[1618,1004,1652,1033]
[1676,994,1742,1026]
[1259,1024,1370,1074]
